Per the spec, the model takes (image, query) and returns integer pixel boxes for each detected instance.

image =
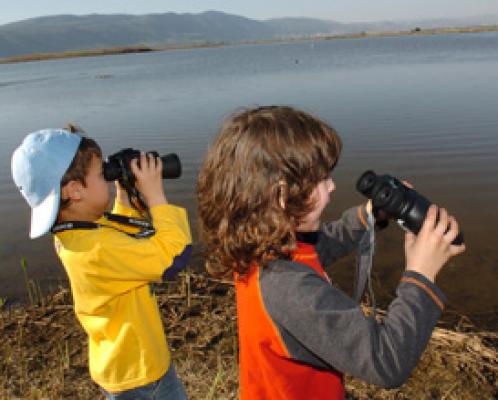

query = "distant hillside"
[265,17,350,37]
[266,14,498,37]
[0,11,497,57]
[0,11,273,57]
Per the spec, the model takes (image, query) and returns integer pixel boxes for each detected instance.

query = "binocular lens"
[160,153,181,179]
[374,187,393,208]
[356,170,377,197]
[373,185,405,214]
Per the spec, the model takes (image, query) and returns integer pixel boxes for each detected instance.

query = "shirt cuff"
[401,270,447,311]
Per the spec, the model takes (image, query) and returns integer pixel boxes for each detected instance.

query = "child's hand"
[130,152,167,207]
[404,205,465,282]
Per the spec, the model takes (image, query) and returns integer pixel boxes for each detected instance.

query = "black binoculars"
[103,148,181,185]
[356,170,464,245]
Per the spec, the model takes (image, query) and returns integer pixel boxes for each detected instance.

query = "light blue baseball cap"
[11,129,82,238]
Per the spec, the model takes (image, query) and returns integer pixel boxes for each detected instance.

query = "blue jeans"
[100,365,188,400]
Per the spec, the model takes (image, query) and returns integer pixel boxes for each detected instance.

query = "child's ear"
[61,180,84,202]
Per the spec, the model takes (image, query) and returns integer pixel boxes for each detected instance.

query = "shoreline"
[3,245,498,334]
[0,24,497,65]
[1,271,496,399]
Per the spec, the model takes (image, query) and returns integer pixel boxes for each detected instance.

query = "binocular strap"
[51,213,155,239]
[354,212,376,315]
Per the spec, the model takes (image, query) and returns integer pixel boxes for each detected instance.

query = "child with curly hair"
[196,106,465,399]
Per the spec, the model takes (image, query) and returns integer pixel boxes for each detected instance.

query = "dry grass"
[0,271,496,399]
[345,309,498,399]
[0,43,225,64]
[0,45,156,64]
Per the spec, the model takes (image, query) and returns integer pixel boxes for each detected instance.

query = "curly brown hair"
[197,106,342,277]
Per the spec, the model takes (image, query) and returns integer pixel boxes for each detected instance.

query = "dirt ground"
[0,271,496,399]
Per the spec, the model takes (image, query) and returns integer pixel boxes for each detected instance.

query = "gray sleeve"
[260,262,446,388]
[316,205,369,267]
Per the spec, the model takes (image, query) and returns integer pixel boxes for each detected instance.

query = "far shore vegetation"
[1,24,497,65]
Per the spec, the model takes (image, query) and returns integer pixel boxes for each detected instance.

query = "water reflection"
[0,32,497,328]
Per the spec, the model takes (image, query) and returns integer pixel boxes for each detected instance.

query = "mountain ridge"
[1,11,497,57]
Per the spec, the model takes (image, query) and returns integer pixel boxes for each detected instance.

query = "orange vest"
[235,241,345,399]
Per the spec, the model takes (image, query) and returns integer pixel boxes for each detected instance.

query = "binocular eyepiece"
[103,148,181,185]
[356,170,464,245]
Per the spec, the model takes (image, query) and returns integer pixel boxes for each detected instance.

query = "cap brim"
[29,187,60,239]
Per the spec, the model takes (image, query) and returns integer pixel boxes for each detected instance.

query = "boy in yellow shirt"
[12,128,191,399]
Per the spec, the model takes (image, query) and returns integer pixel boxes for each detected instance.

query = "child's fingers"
[443,216,459,244]
[130,157,140,174]
[140,152,149,169]
[145,152,155,170]
[146,153,162,176]
[404,230,416,248]
[419,204,438,236]
[434,208,449,237]
[450,243,466,256]
[155,155,163,175]
[401,180,414,189]
[445,216,466,255]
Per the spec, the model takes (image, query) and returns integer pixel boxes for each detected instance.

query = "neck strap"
[51,212,155,238]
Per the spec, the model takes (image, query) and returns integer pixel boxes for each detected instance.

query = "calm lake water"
[1,32,497,329]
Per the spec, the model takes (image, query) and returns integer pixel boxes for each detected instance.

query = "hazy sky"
[1,0,497,26]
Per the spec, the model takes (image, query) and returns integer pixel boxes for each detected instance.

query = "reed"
[20,258,34,306]
[205,354,225,400]
[0,270,496,399]
[19,258,45,307]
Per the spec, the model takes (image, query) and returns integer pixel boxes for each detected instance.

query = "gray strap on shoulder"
[354,212,376,314]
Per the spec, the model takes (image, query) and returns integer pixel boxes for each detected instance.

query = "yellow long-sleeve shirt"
[54,202,192,392]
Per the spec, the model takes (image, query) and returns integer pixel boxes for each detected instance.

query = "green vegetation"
[20,258,44,307]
